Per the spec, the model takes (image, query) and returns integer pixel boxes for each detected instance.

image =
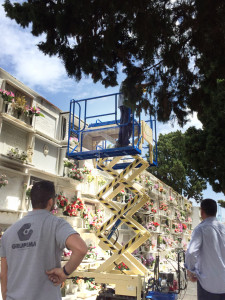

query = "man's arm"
[1,257,7,300]
[185,227,202,280]
[46,233,88,285]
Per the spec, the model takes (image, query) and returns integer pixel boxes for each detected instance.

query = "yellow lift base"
[69,154,152,300]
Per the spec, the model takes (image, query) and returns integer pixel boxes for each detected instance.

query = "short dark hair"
[200,198,217,216]
[31,181,55,209]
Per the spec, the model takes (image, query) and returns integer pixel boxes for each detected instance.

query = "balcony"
[1,102,35,133]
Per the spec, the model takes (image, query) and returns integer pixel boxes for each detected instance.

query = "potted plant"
[68,168,84,182]
[0,89,15,112]
[71,277,80,295]
[115,262,129,271]
[63,158,75,176]
[97,176,106,186]
[7,147,28,163]
[0,174,8,188]
[69,137,79,148]
[57,194,68,213]
[117,189,126,202]
[12,96,26,119]
[63,203,78,217]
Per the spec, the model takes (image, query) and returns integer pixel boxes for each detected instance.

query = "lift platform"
[67,93,157,168]
[66,93,158,299]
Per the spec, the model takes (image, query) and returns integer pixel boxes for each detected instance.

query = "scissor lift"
[67,93,157,299]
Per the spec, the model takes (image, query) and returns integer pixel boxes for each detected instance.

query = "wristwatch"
[63,265,70,276]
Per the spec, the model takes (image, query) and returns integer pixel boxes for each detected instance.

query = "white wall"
[0,122,27,155]
[192,206,201,229]
[32,138,58,174]
[35,109,57,139]
[0,170,24,211]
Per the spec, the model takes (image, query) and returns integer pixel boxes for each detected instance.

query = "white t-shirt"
[0,209,77,300]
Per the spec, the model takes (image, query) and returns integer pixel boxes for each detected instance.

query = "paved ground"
[182,281,197,300]
[0,281,198,300]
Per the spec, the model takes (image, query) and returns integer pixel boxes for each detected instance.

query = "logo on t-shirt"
[17,223,33,241]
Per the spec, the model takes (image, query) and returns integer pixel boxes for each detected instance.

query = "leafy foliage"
[149,131,207,202]
[4,0,224,125]
[3,0,225,193]
[218,200,225,209]
[184,79,225,194]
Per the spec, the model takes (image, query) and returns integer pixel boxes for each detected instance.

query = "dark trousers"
[118,106,132,147]
[197,281,225,300]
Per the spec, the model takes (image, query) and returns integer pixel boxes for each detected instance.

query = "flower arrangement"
[69,168,84,181]
[0,89,15,103]
[82,165,91,175]
[87,175,95,183]
[145,177,153,187]
[175,211,186,222]
[25,185,33,199]
[151,239,157,249]
[12,96,26,118]
[169,196,176,204]
[72,276,81,285]
[63,158,75,168]
[117,189,126,197]
[162,236,173,247]
[64,203,78,216]
[125,193,134,203]
[184,202,192,212]
[186,217,192,223]
[72,197,84,211]
[85,244,98,261]
[142,239,151,251]
[154,184,159,190]
[0,174,8,188]
[145,221,160,231]
[142,201,154,211]
[57,194,68,209]
[85,278,98,291]
[159,186,166,194]
[164,226,170,234]
[159,203,168,211]
[24,105,44,117]
[115,262,129,271]
[157,235,163,246]
[172,223,182,233]
[97,176,106,186]
[63,248,72,258]
[182,223,187,230]
[134,175,141,182]
[141,255,155,268]
[81,208,89,220]
[86,209,103,230]
[69,136,79,147]
[151,208,157,214]
[7,147,28,162]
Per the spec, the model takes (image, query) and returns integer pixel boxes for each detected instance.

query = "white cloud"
[0,1,76,93]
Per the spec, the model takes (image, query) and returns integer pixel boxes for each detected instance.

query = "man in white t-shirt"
[0,180,88,300]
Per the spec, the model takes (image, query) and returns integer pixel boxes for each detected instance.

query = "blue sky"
[0,1,224,213]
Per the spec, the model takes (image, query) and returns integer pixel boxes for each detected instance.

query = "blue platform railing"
[67,93,157,166]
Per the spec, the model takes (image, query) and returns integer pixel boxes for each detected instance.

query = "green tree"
[184,79,225,195]
[3,0,225,124]
[3,0,225,193]
[149,131,207,202]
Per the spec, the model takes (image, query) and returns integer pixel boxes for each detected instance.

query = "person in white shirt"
[185,198,225,300]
